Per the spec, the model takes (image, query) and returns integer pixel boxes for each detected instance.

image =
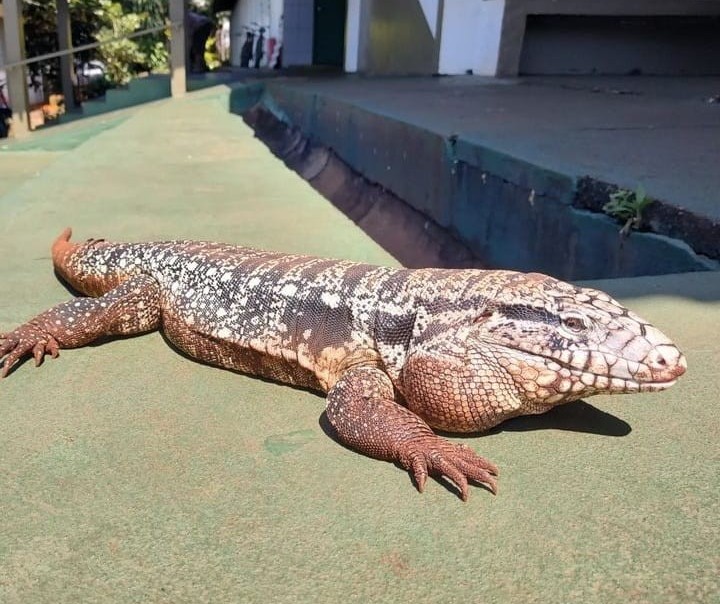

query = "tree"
[21,0,170,95]
[22,1,104,94]
[95,1,145,85]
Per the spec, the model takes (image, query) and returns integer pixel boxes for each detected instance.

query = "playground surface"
[0,86,718,603]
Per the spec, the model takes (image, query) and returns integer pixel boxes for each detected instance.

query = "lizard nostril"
[647,345,685,376]
[647,349,668,369]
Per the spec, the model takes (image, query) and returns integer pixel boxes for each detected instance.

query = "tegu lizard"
[0,229,687,500]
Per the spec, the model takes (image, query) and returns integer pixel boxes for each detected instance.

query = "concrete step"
[81,74,171,118]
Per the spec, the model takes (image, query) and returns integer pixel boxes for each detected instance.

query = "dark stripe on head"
[498,303,560,326]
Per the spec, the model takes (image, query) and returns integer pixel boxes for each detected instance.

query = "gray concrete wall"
[283,0,315,66]
[230,82,715,280]
[361,0,438,75]
[520,15,720,75]
[495,0,720,75]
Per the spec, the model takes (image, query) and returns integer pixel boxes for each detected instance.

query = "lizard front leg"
[0,274,160,377]
[326,365,498,500]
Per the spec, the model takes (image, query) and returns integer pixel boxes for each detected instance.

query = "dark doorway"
[313,0,347,67]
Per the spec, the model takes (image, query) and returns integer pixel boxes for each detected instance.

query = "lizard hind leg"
[326,365,499,501]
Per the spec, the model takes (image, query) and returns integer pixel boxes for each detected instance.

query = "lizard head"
[473,273,687,402]
[399,271,686,432]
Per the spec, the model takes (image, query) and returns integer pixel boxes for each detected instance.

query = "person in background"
[254,27,265,69]
[240,30,254,68]
[186,11,214,73]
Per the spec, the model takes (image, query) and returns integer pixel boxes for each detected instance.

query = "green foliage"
[204,34,221,71]
[125,0,169,73]
[603,185,653,237]
[140,39,170,72]
[121,0,168,22]
[23,0,105,94]
[21,0,169,97]
[95,1,145,86]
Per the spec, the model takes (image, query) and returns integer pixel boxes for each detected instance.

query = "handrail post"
[57,0,77,110]
[2,0,30,136]
[169,0,187,98]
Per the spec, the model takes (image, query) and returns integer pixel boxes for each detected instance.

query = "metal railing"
[0,21,181,72]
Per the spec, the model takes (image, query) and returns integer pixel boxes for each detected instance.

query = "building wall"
[230,0,284,68]
[520,15,720,75]
[283,0,314,66]
[438,0,505,75]
[346,0,720,77]
[0,17,6,85]
[360,0,439,75]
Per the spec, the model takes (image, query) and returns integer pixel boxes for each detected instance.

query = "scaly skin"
[0,229,687,500]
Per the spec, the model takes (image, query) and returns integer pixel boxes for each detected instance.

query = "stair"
[80,73,171,118]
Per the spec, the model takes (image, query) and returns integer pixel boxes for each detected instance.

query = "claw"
[48,338,60,359]
[400,438,499,501]
[455,442,499,476]
[410,455,428,493]
[433,455,470,501]
[0,326,59,379]
[33,342,46,366]
[1,357,16,378]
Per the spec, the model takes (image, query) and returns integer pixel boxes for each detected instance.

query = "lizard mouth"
[635,378,677,392]
[572,370,678,394]
[559,364,680,395]
[543,350,685,395]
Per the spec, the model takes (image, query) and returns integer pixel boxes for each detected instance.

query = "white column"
[169,0,186,97]
[344,0,361,72]
[2,0,30,136]
[438,0,505,76]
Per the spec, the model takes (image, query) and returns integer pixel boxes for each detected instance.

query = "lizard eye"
[473,310,494,325]
[561,315,588,335]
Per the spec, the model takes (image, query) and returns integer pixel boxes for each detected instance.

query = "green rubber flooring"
[0,86,717,603]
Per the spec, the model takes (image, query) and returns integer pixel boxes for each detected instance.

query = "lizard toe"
[454,442,499,476]
[454,457,498,495]
[400,437,499,500]
[430,453,470,501]
[0,325,56,378]
[408,453,428,493]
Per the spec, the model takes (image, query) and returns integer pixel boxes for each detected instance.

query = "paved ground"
[0,86,718,603]
[272,74,720,225]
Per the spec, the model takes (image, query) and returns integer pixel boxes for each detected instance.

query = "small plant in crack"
[603,184,652,237]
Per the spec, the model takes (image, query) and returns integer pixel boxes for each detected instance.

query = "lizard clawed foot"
[0,324,60,378]
[399,438,499,501]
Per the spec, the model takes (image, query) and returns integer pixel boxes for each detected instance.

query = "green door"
[312,0,347,67]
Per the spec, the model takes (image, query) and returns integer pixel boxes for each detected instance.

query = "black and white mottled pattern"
[0,229,687,500]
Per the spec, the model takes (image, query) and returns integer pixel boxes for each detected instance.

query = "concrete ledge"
[230,81,717,280]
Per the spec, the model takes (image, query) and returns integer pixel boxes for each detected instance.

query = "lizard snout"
[645,345,687,382]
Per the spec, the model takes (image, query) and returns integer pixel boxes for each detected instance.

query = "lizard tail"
[51,227,79,275]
